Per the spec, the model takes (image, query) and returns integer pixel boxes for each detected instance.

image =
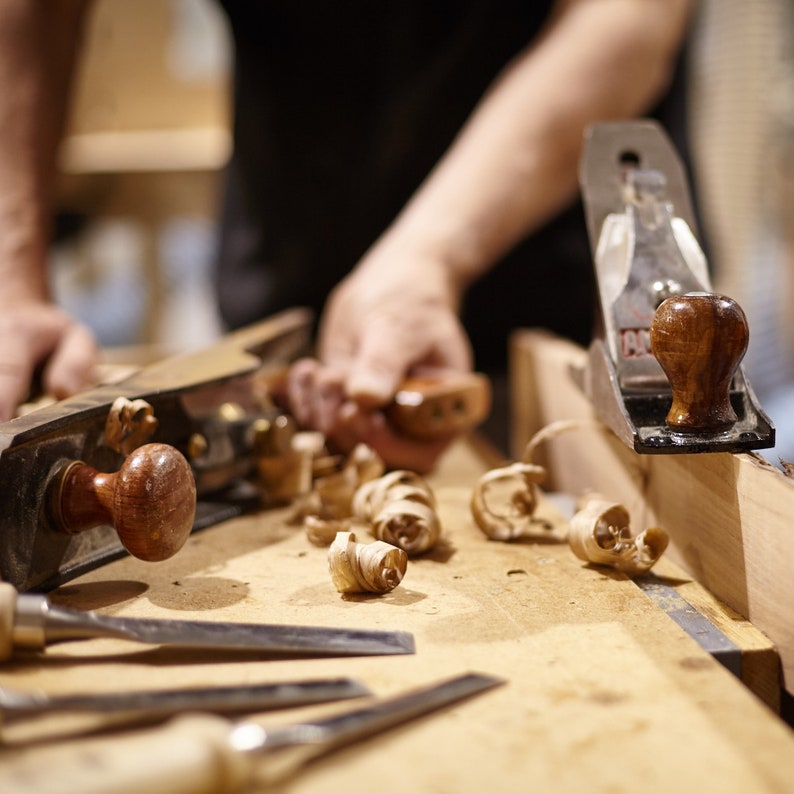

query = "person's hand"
[285,248,472,472]
[0,300,98,421]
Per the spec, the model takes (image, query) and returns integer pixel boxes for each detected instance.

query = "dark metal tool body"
[0,307,491,592]
[0,309,313,593]
[0,583,415,660]
[579,121,774,454]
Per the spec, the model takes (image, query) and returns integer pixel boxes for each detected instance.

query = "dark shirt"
[215,1,691,375]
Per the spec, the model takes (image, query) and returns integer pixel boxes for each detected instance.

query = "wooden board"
[510,328,794,702]
[1,439,793,792]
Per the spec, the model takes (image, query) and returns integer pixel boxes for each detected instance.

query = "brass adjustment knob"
[650,292,749,432]
[49,443,197,561]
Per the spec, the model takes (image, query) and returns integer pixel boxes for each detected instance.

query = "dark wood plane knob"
[650,292,749,432]
[50,443,197,561]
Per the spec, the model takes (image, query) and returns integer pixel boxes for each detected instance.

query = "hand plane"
[0,308,490,593]
[578,120,774,454]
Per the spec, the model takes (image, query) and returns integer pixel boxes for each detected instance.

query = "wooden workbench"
[1,438,794,792]
[511,329,794,712]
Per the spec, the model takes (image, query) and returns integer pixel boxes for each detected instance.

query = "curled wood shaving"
[104,397,158,455]
[520,419,607,465]
[568,495,668,575]
[470,461,548,541]
[328,530,407,594]
[352,471,440,555]
[470,419,635,543]
[296,443,386,541]
[312,443,386,518]
[305,515,351,547]
[345,442,387,484]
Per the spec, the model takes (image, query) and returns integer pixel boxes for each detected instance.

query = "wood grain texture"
[651,293,748,431]
[386,372,492,441]
[1,439,793,792]
[54,443,197,562]
[511,328,794,703]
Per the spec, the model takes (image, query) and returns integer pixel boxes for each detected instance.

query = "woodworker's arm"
[0,0,97,421]
[290,0,695,470]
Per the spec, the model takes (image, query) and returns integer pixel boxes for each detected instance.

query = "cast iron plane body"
[579,121,774,454]
[0,309,313,592]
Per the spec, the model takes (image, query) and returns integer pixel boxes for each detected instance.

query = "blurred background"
[52,0,794,461]
[54,0,230,356]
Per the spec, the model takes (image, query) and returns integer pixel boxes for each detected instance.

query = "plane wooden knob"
[49,443,197,561]
[385,372,491,441]
[266,364,491,442]
[650,292,748,432]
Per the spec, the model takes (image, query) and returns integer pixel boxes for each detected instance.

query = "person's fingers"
[286,358,346,434]
[330,402,450,473]
[320,400,362,456]
[42,321,99,400]
[344,311,472,408]
[287,357,321,427]
[0,312,39,419]
[0,358,35,422]
[288,358,454,470]
[0,307,96,421]
[313,368,345,433]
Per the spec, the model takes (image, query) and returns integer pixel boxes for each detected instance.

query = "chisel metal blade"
[0,677,371,724]
[1,583,415,660]
[0,672,505,793]
[251,671,506,758]
[226,671,507,785]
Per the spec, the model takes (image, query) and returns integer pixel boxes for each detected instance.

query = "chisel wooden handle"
[0,713,253,794]
[48,443,197,562]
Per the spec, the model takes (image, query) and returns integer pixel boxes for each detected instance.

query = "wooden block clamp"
[578,120,774,454]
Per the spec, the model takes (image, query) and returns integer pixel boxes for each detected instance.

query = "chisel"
[0,677,371,725]
[0,583,415,659]
[0,672,504,794]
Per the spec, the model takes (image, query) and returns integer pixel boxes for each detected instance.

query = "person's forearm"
[0,0,91,301]
[377,0,695,299]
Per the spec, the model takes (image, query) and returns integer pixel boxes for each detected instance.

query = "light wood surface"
[1,438,793,792]
[511,328,794,703]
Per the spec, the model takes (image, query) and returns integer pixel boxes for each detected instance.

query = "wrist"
[359,223,473,312]
[0,203,51,303]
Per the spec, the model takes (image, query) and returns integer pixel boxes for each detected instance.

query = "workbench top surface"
[2,439,793,793]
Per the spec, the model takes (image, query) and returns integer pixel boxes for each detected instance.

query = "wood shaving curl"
[470,461,548,541]
[568,495,668,575]
[471,419,628,542]
[305,515,351,547]
[295,443,385,541]
[352,470,440,555]
[328,530,407,594]
[104,397,158,455]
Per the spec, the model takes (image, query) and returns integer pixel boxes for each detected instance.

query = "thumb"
[345,339,407,408]
[345,315,472,408]
[42,322,98,400]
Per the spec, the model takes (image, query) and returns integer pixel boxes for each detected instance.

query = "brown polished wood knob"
[50,443,197,561]
[650,292,749,432]
[385,372,492,441]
